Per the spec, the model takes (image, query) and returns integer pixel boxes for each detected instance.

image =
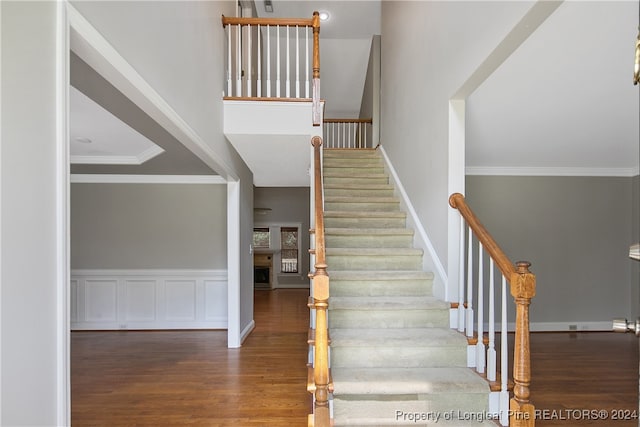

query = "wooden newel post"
[313,265,330,426]
[509,261,536,427]
[312,11,321,126]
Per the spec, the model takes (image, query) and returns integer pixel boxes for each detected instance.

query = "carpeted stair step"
[324,211,406,229]
[324,183,395,198]
[324,174,389,186]
[323,157,383,167]
[332,367,491,426]
[324,165,386,176]
[330,270,434,297]
[323,149,379,158]
[325,228,414,248]
[325,196,400,212]
[330,328,468,368]
[326,247,423,270]
[329,296,449,329]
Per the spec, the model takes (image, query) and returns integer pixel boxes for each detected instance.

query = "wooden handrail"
[310,136,330,425]
[449,192,514,279]
[323,118,373,124]
[221,15,314,28]
[449,192,536,427]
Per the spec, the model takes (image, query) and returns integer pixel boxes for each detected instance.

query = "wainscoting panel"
[71,270,228,330]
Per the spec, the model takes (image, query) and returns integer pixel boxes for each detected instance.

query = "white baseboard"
[71,269,228,330]
[240,320,256,344]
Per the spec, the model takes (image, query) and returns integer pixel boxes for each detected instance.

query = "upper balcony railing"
[222,12,321,125]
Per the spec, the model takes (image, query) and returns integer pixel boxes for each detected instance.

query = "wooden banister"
[310,136,330,426]
[312,12,321,125]
[323,118,373,124]
[449,193,514,279]
[449,192,536,427]
[221,16,314,28]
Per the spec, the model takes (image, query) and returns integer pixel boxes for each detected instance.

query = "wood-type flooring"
[72,289,639,426]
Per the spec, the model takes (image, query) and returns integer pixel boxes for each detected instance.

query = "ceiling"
[70,52,216,176]
[72,1,639,180]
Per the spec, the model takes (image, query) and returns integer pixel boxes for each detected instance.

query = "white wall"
[1,2,67,425]
[380,1,531,276]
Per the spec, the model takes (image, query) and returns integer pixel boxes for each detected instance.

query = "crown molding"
[466,166,640,177]
[70,174,226,184]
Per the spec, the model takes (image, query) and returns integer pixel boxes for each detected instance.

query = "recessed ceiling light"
[319,11,330,21]
[75,137,93,144]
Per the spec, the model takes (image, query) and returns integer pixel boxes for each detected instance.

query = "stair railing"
[221,12,322,125]
[323,118,373,149]
[308,136,330,426]
[449,193,536,427]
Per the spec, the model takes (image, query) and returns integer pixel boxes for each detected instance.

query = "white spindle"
[487,259,497,382]
[466,227,474,337]
[247,24,252,97]
[276,25,281,97]
[226,25,231,96]
[236,24,241,97]
[364,123,368,148]
[305,26,310,98]
[476,243,486,374]
[267,25,271,97]
[257,25,261,97]
[500,275,509,426]
[458,219,465,332]
[286,26,290,97]
[295,26,300,98]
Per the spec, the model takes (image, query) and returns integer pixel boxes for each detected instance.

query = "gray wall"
[71,183,227,269]
[254,187,311,287]
[633,175,640,315]
[1,2,66,424]
[466,175,639,325]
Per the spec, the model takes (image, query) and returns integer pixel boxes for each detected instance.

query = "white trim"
[70,145,164,165]
[67,3,238,181]
[71,269,227,278]
[56,2,70,425]
[466,166,640,177]
[71,269,228,330]
[227,181,241,348]
[447,100,465,306]
[378,146,448,298]
[240,320,256,344]
[0,0,3,420]
[70,174,226,184]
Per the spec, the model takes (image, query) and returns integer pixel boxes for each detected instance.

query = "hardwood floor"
[72,289,639,426]
[71,289,311,426]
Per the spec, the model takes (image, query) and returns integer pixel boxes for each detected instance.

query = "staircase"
[323,149,494,426]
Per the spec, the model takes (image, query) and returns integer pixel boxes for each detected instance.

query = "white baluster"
[286,25,290,98]
[476,243,486,374]
[226,25,231,96]
[295,25,300,98]
[305,26,309,98]
[500,274,509,426]
[266,25,271,97]
[276,25,280,97]
[247,24,252,97]
[487,259,497,382]
[466,227,475,368]
[458,218,465,332]
[257,24,261,97]
[236,24,241,97]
